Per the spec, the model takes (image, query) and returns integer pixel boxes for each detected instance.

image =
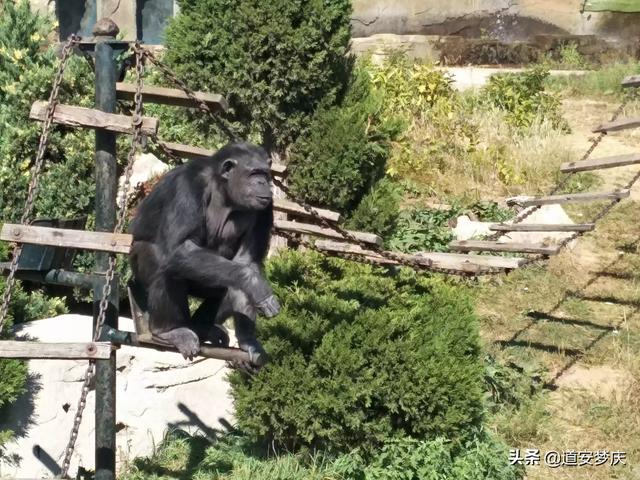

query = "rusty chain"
[0,36,78,335]
[136,47,639,277]
[59,43,145,479]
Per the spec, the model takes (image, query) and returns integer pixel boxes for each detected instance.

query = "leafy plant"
[482,66,569,131]
[230,251,485,455]
[164,0,353,152]
[345,178,402,238]
[388,207,462,253]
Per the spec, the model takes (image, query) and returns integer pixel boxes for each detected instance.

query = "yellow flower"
[31,33,42,42]
[12,49,25,61]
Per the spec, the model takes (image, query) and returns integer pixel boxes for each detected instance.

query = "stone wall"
[351,0,640,43]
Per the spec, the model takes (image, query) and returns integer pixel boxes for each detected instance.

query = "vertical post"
[93,18,120,480]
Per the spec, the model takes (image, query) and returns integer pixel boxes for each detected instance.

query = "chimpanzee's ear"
[220,158,237,180]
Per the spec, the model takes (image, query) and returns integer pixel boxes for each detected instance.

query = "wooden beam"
[489,223,595,232]
[116,82,228,111]
[315,240,525,271]
[273,199,341,223]
[0,341,113,360]
[160,141,287,176]
[506,189,630,207]
[275,220,382,247]
[622,75,640,88]
[560,153,640,173]
[593,117,640,133]
[0,224,132,254]
[449,240,560,255]
[30,101,159,136]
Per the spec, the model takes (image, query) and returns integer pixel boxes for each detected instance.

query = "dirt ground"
[478,97,640,480]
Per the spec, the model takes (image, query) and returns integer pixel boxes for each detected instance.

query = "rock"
[351,34,440,63]
[453,205,578,247]
[117,152,169,207]
[0,315,235,478]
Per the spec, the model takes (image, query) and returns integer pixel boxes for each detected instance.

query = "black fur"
[129,142,280,362]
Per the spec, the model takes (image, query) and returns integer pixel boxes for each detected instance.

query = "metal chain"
[0,36,78,335]
[132,44,237,141]
[59,43,145,479]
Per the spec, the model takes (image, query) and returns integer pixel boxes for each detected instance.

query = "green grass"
[546,62,640,99]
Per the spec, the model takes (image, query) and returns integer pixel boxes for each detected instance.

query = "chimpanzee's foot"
[233,338,267,373]
[205,324,230,347]
[153,327,200,360]
[256,294,280,318]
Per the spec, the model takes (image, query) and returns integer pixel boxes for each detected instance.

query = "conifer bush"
[230,251,485,455]
[164,0,353,151]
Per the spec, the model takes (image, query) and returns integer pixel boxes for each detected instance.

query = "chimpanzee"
[128,142,280,367]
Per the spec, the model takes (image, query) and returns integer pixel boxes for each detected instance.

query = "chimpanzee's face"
[220,144,273,211]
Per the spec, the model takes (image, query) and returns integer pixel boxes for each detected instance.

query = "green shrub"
[230,251,485,455]
[164,0,353,151]
[345,178,402,239]
[387,207,462,253]
[122,430,523,480]
[482,66,568,131]
[287,66,402,213]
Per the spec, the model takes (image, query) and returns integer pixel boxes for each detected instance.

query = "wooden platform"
[593,117,640,133]
[116,82,228,112]
[314,240,525,273]
[0,224,132,254]
[490,223,595,232]
[449,240,560,255]
[506,189,630,207]
[273,199,341,223]
[560,153,640,173]
[274,220,382,246]
[30,101,159,136]
[0,341,113,360]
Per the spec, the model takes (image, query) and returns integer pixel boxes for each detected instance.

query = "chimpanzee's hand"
[256,294,281,318]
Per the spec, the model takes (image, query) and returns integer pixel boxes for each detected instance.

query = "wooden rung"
[275,220,382,246]
[273,199,341,223]
[593,117,640,133]
[160,141,286,176]
[622,75,640,88]
[116,82,228,112]
[560,153,640,173]
[314,240,525,272]
[506,189,630,207]
[489,223,595,232]
[0,341,113,360]
[0,224,132,254]
[30,101,159,136]
[449,240,560,255]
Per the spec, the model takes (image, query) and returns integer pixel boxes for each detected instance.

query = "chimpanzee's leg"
[190,293,230,347]
[130,241,199,360]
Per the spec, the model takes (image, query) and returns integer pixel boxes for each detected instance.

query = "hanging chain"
[0,36,78,335]
[132,44,237,141]
[59,43,145,479]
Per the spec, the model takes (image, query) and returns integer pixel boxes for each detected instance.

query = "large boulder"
[0,315,234,478]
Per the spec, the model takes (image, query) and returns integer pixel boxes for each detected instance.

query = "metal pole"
[92,18,120,480]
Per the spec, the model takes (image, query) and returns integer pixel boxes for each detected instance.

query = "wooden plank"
[30,101,159,136]
[315,240,525,271]
[593,117,640,133]
[489,223,595,232]
[560,153,640,173]
[449,240,560,255]
[275,220,382,247]
[0,224,132,254]
[160,141,287,176]
[622,75,640,88]
[506,189,630,207]
[273,198,341,223]
[0,341,112,360]
[116,82,228,111]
